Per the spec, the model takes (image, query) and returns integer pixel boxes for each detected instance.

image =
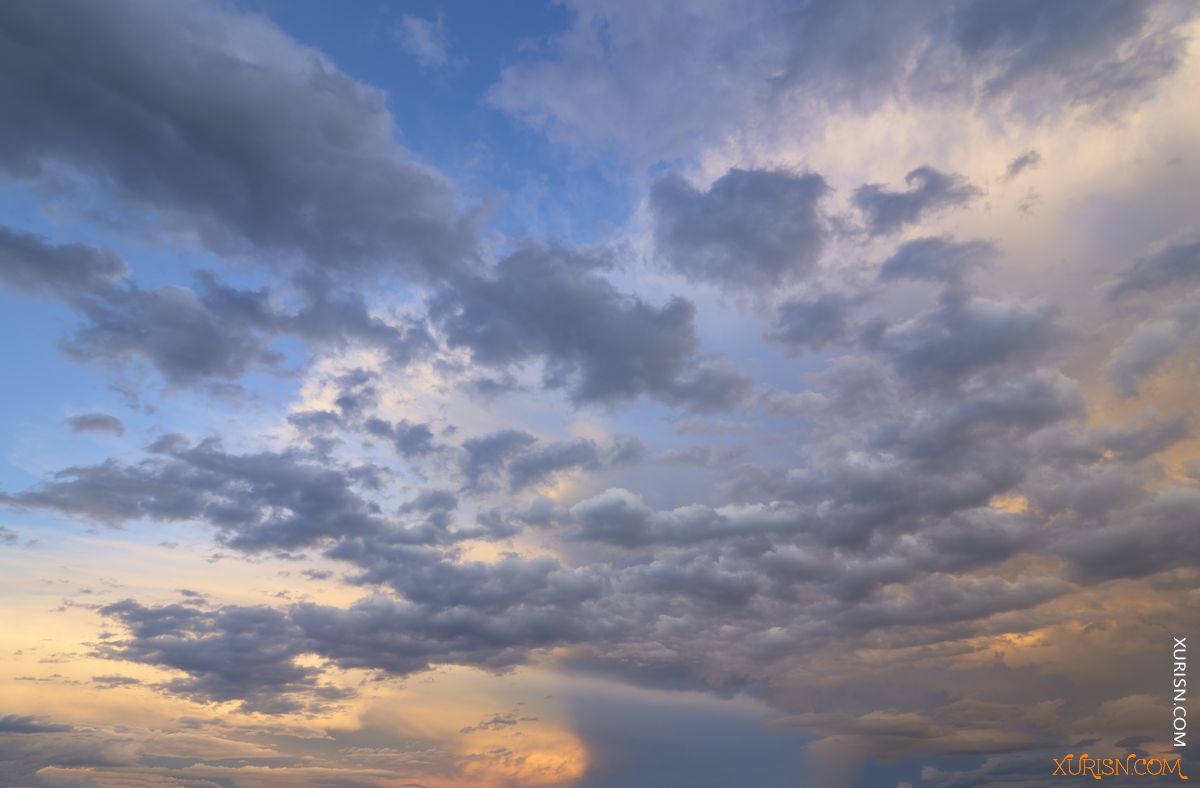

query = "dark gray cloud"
[0,226,127,299]
[97,599,338,714]
[876,291,1060,388]
[61,278,286,385]
[400,489,458,522]
[0,715,72,734]
[666,363,754,413]
[0,0,473,281]
[459,712,528,734]
[767,294,854,353]
[0,436,427,552]
[292,590,593,676]
[1003,150,1041,180]
[434,244,750,409]
[460,430,643,492]
[364,418,437,459]
[1108,235,1200,300]
[1092,414,1191,462]
[854,166,980,235]
[879,237,994,285]
[507,439,602,491]
[0,230,433,385]
[1056,487,1200,582]
[64,412,125,437]
[460,429,538,490]
[87,559,602,706]
[940,0,1189,116]
[651,168,828,289]
[90,674,142,689]
[288,409,343,435]
[568,488,798,549]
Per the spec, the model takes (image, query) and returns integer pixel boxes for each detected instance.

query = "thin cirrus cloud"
[0,1,1199,787]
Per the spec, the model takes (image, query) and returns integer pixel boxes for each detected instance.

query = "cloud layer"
[1,1,1199,786]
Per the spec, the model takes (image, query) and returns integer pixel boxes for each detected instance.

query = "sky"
[0,1,1198,786]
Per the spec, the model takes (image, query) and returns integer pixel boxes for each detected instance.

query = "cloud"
[96,599,340,714]
[64,413,124,437]
[651,168,828,289]
[878,237,994,286]
[394,14,453,70]
[293,591,592,676]
[3,4,1200,782]
[767,294,854,353]
[507,440,603,491]
[0,715,72,734]
[459,711,530,734]
[0,0,474,281]
[460,430,643,492]
[1003,150,1041,180]
[364,418,437,459]
[433,243,749,409]
[460,429,538,490]
[490,0,1195,158]
[1057,486,1200,581]
[877,291,1060,388]
[568,488,799,549]
[0,436,428,553]
[1104,315,1197,397]
[0,227,127,299]
[854,166,980,235]
[61,278,287,385]
[90,674,142,689]
[1108,235,1200,300]
[568,686,808,788]
[89,571,601,713]
[938,0,1191,117]
[0,230,432,385]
